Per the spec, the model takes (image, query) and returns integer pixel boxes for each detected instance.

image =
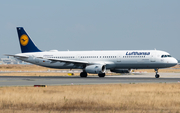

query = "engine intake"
[85,65,106,74]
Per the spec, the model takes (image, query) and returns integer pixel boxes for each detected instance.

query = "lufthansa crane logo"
[20,35,29,46]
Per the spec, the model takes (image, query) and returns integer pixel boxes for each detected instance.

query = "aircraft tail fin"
[17,27,41,53]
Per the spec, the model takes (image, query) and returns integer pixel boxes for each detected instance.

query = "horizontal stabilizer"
[4,54,29,58]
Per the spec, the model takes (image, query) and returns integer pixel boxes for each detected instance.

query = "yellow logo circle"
[20,35,29,46]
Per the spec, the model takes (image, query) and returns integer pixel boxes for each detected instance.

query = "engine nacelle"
[85,65,106,74]
[110,69,131,73]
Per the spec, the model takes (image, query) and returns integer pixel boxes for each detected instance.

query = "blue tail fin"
[17,27,41,53]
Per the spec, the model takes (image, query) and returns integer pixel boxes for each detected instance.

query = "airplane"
[5,27,178,78]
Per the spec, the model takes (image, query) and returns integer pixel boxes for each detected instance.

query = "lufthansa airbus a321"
[6,27,178,78]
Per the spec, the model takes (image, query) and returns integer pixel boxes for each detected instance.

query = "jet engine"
[85,65,106,74]
[110,69,131,73]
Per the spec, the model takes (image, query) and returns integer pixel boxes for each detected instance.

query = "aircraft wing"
[45,58,111,65]
[46,58,89,64]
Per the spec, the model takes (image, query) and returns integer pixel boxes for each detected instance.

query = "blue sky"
[0,0,180,59]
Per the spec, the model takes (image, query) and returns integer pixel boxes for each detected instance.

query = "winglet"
[17,27,41,53]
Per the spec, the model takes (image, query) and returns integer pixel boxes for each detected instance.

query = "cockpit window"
[167,55,171,57]
[161,55,172,58]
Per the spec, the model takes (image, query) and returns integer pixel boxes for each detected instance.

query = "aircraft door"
[117,54,121,62]
[76,54,81,60]
[151,52,156,62]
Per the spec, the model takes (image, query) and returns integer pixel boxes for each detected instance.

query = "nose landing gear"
[155,68,160,78]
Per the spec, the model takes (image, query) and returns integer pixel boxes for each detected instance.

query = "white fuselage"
[16,50,177,70]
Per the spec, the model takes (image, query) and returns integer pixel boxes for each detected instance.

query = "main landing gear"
[155,68,160,78]
[98,73,105,77]
[80,72,87,77]
[80,72,106,77]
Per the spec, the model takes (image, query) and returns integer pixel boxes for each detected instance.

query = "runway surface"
[0,73,180,86]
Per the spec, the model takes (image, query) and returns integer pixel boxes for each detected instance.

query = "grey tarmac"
[0,73,180,86]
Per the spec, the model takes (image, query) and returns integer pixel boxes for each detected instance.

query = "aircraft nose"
[170,58,178,66]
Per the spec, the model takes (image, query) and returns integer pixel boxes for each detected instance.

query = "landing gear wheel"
[80,72,87,77]
[155,74,160,78]
[154,68,160,78]
[98,73,105,77]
